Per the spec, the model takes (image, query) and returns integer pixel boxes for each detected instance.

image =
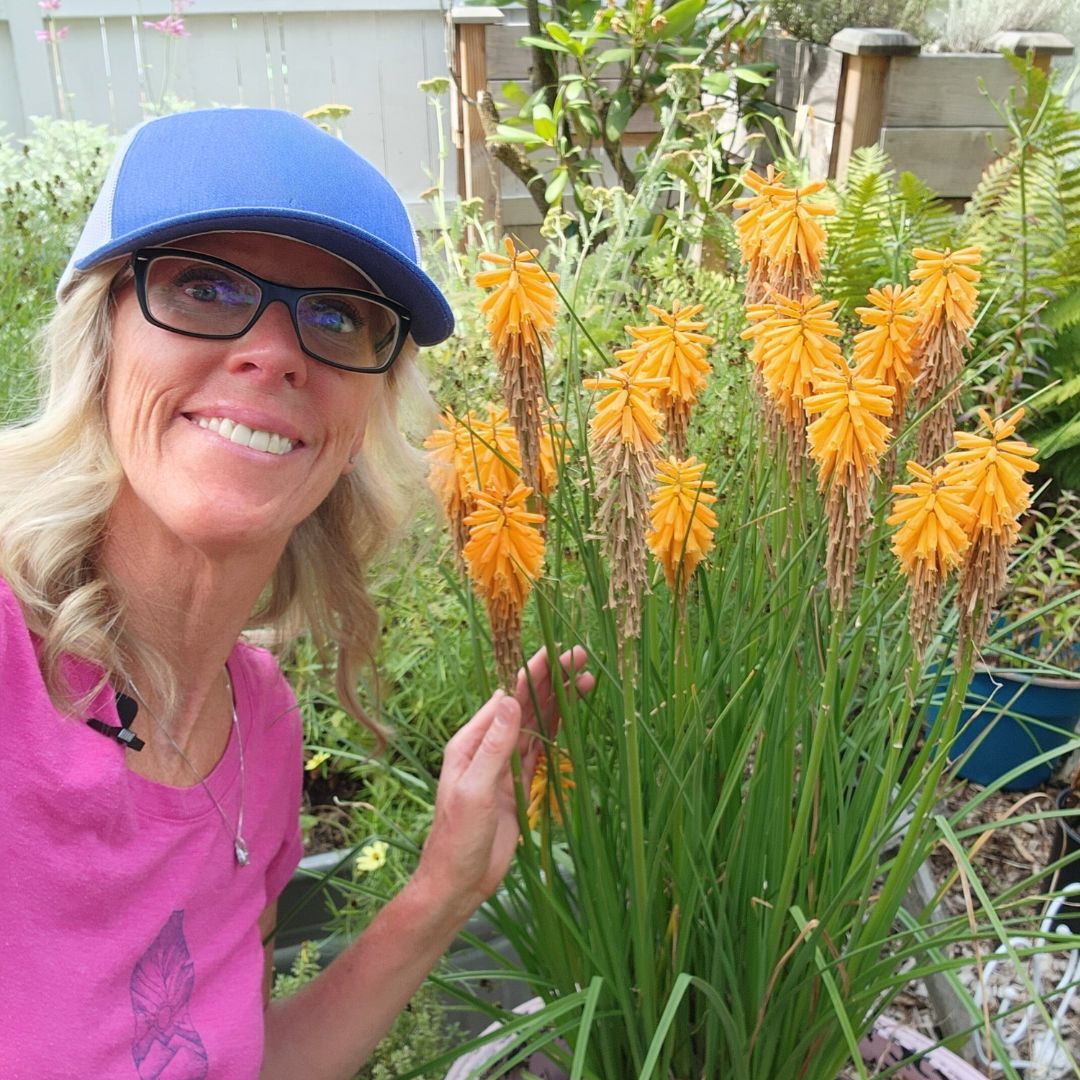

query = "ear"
[341,432,365,475]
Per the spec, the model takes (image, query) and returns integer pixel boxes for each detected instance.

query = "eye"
[303,297,362,335]
[173,267,254,308]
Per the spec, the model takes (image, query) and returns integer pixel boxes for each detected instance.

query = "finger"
[442,690,506,783]
[464,694,522,790]
[515,645,590,710]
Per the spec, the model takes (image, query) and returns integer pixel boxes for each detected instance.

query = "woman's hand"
[413,646,593,921]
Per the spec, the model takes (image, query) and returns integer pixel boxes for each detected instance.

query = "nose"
[223,298,309,387]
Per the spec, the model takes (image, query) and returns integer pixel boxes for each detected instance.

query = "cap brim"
[69,208,455,347]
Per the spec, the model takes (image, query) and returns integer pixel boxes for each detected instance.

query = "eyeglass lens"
[143,254,401,370]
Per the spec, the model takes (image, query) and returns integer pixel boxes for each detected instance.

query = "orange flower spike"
[944,408,1039,535]
[462,406,523,497]
[646,456,719,591]
[853,284,919,392]
[803,367,895,488]
[462,484,546,608]
[887,461,975,576]
[733,167,786,263]
[423,410,469,511]
[527,749,575,830]
[757,293,845,416]
[475,238,560,354]
[583,369,667,451]
[758,178,835,279]
[624,301,715,403]
[909,246,982,331]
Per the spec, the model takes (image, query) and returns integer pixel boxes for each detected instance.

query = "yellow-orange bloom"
[733,167,786,265]
[583,368,667,451]
[621,301,714,403]
[887,461,975,577]
[758,177,835,286]
[909,246,981,332]
[424,409,471,513]
[646,456,718,592]
[853,285,919,419]
[803,366,895,488]
[475,238,559,359]
[527,749,574,830]
[887,460,977,652]
[463,484,546,609]
[749,293,845,423]
[944,408,1039,537]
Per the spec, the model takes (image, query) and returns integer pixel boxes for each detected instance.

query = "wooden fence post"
[829,28,919,185]
[991,30,1074,76]
[450,6,504,226]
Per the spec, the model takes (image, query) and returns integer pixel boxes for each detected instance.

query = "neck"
[100,486,288,755]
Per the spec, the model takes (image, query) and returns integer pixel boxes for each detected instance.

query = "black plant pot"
[1045,788,1080,933]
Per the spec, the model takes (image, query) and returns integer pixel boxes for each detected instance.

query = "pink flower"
[143,14,188,36]
[38,0,61,10]
[35,25,68,42]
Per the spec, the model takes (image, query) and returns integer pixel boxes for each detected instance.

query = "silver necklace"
[128,665,249,867]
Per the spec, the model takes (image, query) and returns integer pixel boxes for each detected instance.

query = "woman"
[0,107,591,1079]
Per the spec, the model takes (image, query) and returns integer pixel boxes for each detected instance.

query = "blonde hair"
[0,264,431,746]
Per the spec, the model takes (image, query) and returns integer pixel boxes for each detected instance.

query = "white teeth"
[194,416,294,455]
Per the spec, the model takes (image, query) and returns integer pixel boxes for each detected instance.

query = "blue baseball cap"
[58,107,454,347]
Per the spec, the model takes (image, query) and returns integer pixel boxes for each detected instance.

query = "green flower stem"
[621,641,657,1058]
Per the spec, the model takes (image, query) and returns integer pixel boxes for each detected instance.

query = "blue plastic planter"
[926,667,1080,790]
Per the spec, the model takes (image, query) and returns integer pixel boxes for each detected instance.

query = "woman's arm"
[259,647,591,1080]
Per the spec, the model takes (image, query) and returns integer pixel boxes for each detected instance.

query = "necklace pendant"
[235,837,250,867]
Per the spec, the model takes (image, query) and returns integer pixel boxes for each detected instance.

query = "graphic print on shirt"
[129,910,210,1079]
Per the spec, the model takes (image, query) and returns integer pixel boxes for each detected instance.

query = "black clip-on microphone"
[87,690,145,751]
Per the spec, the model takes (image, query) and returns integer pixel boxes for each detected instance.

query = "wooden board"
[880,125,1012,197]
[883,54,1023,127]
[762,34,843,124]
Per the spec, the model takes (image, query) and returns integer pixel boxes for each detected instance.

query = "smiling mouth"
[191,415,297,455]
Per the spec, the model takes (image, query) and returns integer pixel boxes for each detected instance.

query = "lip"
[182,408,306,447]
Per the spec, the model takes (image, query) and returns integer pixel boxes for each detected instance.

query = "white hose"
[972,884,1080,1075]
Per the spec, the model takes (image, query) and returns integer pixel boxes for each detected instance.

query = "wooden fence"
[0,0,453,213]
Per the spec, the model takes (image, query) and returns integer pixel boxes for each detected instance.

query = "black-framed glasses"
[131,248,412,373]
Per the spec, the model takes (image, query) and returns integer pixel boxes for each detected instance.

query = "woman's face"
[106,232,384,560]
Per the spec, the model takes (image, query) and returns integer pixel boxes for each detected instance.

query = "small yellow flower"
[909,246,982,332]
[475,238,559,359]
[646,456,719,591]
[887,462,975,577]
[944,408,1039,537]
[527,750,574,830]
[803,366,895,488]
[463,485,546,609]
[355,840,389,873]
[583,368,667,451]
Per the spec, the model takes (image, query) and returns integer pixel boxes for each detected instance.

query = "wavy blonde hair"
[0,263,431,745]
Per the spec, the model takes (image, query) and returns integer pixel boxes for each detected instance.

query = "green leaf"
[545,21,579,54]
[531,103,557,143]
[596,47,632,65]
[605,88,634,143]
[732,63,775,86]
[655,0,704,40]
[565,79,585,102]
[501,81,529,108]
[520,34,571,54]
[494,123,546,147]
[701,71,731,97]
[545,168,570,205]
